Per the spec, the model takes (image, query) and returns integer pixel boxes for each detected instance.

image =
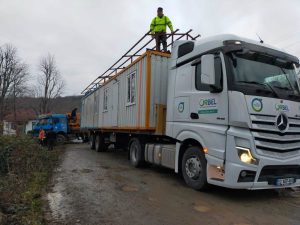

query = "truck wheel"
[56,134,66,145]
[181,146,208,190]
[90,134,95,150]
[83,135,89,143]
[129,138,144,167]
[95,134,107,152]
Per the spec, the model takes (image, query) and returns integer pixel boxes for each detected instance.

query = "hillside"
[4,96,83,122]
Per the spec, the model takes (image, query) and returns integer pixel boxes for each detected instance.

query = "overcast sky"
[1,0,300,96]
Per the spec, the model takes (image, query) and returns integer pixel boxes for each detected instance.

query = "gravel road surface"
[46,144,300,225]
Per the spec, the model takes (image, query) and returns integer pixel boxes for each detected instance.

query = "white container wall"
[81,50,169,133]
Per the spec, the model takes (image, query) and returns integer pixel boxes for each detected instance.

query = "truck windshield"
[228,51,300,100]
[38,118,52,125]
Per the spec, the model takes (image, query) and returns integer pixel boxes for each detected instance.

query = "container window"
[127,72,136,104]
[127,76,131,103]
[103,88,108,111]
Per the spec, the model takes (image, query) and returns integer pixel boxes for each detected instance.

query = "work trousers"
[47,139,55,150]
[155,32,167,52]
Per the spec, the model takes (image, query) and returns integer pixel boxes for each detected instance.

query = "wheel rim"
[90,136,94,147]
[185,156,202,180]
[130,143,138,162]
[56,135,65,144]
[95,136,99,150]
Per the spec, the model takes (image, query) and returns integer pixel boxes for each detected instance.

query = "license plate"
[276,177,295,186]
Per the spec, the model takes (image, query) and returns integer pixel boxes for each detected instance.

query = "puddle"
[193,205,210,213]
[121,185,139,192]
[112,174,126,182]
[148,196,157,202]
[140,181,147,185]
[80,169,93,173]
[100,165,110,169]
[71,168,93,173]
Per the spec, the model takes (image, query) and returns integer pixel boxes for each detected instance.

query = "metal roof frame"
[82,29,200,95]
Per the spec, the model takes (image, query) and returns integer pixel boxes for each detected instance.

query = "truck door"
[53,117,68,134]
[190,53,228,126]
[189,52,228,161]
[112,82,119,126]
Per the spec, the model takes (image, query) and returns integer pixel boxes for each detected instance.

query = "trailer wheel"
[129,138,144,167]
[95,134,107,152]
[90,134,95,150]
[181,146,208,190]
[56,134,66,145]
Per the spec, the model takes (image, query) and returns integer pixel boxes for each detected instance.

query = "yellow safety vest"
[150,15,173,34]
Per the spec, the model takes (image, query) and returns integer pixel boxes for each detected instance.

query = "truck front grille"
[258,165,300,182]
[250,114,300,158]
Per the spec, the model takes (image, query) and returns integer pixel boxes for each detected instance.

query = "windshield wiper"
[237,81,279,97]
[273,86,290,90]
[279,67,293,86]
[237,81,263,85]
[288,93,300,99]
[263,82,280,98]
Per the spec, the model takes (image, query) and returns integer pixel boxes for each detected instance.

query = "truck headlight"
[236,147,258,165]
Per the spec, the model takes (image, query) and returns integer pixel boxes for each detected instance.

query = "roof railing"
[82,29,200,95]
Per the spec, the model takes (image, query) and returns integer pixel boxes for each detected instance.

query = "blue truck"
[32,112,85,144]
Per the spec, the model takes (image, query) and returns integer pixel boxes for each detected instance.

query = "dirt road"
[46,144,300,225]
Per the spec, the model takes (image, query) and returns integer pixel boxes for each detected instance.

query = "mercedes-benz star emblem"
[276,113,289,132]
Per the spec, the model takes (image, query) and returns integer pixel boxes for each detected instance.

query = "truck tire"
[129,138,144,167]
[56,134,66,145]
[181,146,208,190]
[83,134,89,143]
[95,134,107,152]
[90,134,95,150]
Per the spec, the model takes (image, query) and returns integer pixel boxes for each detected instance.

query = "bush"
[0,135,62,225]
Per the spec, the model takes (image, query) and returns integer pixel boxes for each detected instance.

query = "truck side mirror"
[201,54,216,86]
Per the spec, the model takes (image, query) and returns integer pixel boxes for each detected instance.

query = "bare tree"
[37,54,65,114]
[0,44,28,121]
[9,63,29,121]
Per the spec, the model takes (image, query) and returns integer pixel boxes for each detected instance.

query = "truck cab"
[167,34,300,189]
[33,114,68,143]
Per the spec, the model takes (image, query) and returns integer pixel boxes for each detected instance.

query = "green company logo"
[275,103,289,112]
[198,109,218,114]
[251,98,263,112]
[178,102,184,113]
[198,98,218,114]
[199,98,217,107]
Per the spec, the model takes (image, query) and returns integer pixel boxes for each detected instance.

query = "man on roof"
[150,7,174,52]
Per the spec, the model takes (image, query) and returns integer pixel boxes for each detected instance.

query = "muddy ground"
[45,144,300,225]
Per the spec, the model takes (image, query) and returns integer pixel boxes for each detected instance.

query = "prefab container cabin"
[81,50,170,135]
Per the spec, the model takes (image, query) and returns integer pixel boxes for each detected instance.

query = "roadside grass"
[0,135,62,225]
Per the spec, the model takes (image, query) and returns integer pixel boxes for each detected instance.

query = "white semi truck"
[81,34,300,190]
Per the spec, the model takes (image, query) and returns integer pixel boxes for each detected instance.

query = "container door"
[112,82,119,126]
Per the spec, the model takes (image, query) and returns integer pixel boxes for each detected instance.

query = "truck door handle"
[190,112,199,119]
